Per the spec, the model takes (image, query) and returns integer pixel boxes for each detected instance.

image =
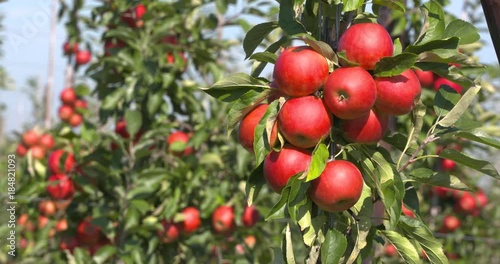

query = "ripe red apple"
[180,207,201,234]
[166,52,187,66]
[440,158,456,171]
[104,39,126,56]
[340,109,389,144]
[38,200,57,216]
[244,235,256,249]
[212,205,236,236]
[241,205,260,227]
[402,204,415,218]
[68,113,83,127]
[278,96,331,148]
[167,131,193,156]
[60,88,77,105]
[38,215,50,229]
[158,220,180,243]
[74,99,87,110]
[60,236,79,253]
[63,41,79,54]
[46,174,75,200]
[55,218,68,232]
[58,105,74,122]
[77,217,102,245]
[22,130,39,147]
[16,143,28,157]
[385,243,397,257]
[48,149,75,174]
[238,104,278,152]
[323,67,377,119]
[433,77,463,94]
[115,119,130,138]
[76,50,91,65]
[121,4,147,28]
[374,69,422,116]
[263,145,312,193]
[309,160,364,212]
[432,186,451,198]
[30,145,46,160]
[39,134,55,150]
[475,190,488,208]
[454,192,478,215]
[273,46,329,97]
[414,69,435,87]
[439,215,461,233]
[337,23,393,70]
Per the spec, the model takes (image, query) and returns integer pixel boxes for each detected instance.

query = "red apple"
[244,235,256,249]
[63,41,79,54]
[68,113,83,127]
[440,158,456,171]
[402,204,415,218]
[55,218,68,232]
[414,69,435,87]
[475,190,488,208]
[22,130,39,147]
[385,243,397,257]
[39,134,55,150]
[115,119,129,138]
[340,109,389,144]
[158,220,180,243]
[18,214,35,232]
[167,131,193,156]
[439,215,461,233]
[212,205,236,236]
[273,46,329,97]
[121,4,147,28]
[241,205,259,227]
[162,35,178,45]
[309,160,364,212]
[180,207,201,234]
[323,67,377,119]
[74,99,88,110]
[60,88,77,105]
[30,145,46,160]
[238,104,278,152]
[38,200,57,216]
[278,96,331,148]
[76,50,91,65]
[337,23,393,70]
[166,52,187,66]
[454,192,478,215]
[432,186,451,198]
[77,217,102,245]
[38,215,49,229]
[16,143,28,157]
[104,39,126,56]
[48,149,75,174]
[60,236,79,253]
[374,69,422,116]
[263,145,312,193]
[433,77,463,94]
[58,105,74,122]
[46,174,75,200]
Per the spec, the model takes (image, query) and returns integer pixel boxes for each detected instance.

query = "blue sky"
[0,1,497,136]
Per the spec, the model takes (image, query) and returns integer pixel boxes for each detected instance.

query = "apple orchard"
[2,0,500,263]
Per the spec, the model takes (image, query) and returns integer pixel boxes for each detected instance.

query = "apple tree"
[202,0,500,263]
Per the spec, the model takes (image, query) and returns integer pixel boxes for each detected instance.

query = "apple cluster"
[58,87,87,127]
[157,205,260,244]
[16,130,55,160]
[414,68,464,94]
[63,41,91,65]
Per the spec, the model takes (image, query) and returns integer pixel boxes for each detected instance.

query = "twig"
[397,134,439,172]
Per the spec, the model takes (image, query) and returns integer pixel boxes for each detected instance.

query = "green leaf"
[444,19,480,45]
[455,130,500,149]
[249,51,278,64]
[279,0,307,36]
[297,200,326,247]
[199,153,224,167]
[101,88,125,110]
[407,38,459,55]
[346,215,372,264]
[282,223,296,264]
[215,0,228,14]
[201,73,268,102]
[439,149,500,179]
[93,245,117,264]
[266,179,292,221]
[305,143,329,182]
[373,53,418,77]
[287,176,309,222]
[409,168,470,190]
[399,217,449,264]
[297,34,337,63]
[124,110,142,137]
[147,93,163,116]
[243,21,280,59]
[373,0,406,12]
[415,1,445,45]
[253,100,279,165]
[227,89,271,137]
[393,38,403,55]
[342,0,364,12]
[321,229,347,264]
[251,37,289,77]
[246,162,266,206]
[382,231,421,264]
[437,85,480,127]
[124,207,140,231]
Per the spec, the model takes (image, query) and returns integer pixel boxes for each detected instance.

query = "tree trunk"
[481,0,500,64]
